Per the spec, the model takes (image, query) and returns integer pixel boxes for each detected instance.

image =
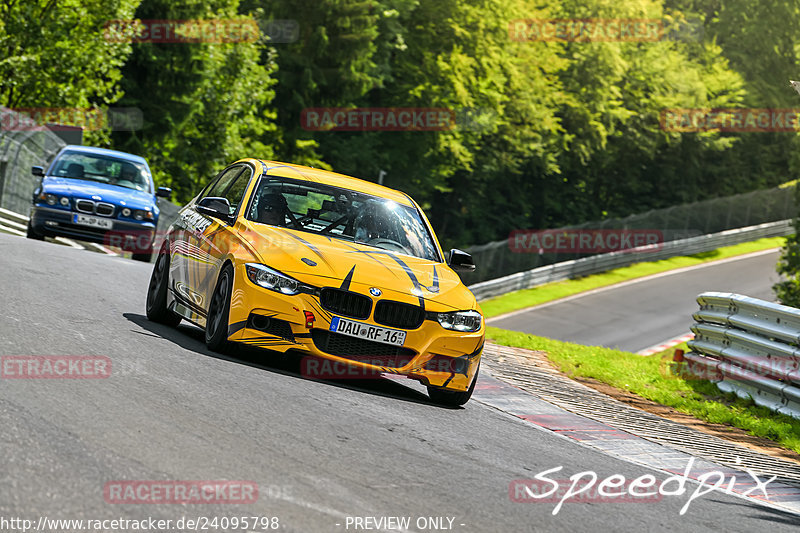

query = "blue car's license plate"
[73,213,113,229]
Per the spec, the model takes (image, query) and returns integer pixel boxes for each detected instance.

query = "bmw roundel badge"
[369,287,382,297]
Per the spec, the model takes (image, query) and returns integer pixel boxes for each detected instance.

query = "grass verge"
[481,236,786,318]
[487,326,800,454]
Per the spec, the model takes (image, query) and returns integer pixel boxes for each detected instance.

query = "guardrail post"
[0,156,8,209]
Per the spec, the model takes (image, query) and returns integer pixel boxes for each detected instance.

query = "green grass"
[481,236,786,318]
[487,327,800,454]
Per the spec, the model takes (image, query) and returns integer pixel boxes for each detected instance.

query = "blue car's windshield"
[51,151,152,193]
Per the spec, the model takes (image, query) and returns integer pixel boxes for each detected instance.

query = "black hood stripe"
[340,265,356,291]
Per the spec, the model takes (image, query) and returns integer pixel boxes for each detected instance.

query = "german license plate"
[329,316,406,346]
[73,213,112,229]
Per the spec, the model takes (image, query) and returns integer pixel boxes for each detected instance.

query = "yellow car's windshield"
[247,176,440,262]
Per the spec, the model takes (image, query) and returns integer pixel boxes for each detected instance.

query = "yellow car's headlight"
[246,263,308,295]
[437,310,482,332]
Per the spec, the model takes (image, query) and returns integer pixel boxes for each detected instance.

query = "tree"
[112,0,278,199]
[774,213,800,308]
[0,0,140,144]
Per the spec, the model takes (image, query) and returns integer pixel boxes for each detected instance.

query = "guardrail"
[468,219,793,301]
[461,185,795,286]
[686,292,800,420]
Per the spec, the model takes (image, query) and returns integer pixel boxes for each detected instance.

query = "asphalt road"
[1,235,797,532]
[488,249,781,353]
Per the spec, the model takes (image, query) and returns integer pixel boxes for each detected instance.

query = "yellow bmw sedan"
[146,159,483,406]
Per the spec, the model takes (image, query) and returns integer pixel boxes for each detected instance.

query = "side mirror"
[32,166,44,177]
[448,248,476,272]
[196,196,233,223]
[156,187,172,200]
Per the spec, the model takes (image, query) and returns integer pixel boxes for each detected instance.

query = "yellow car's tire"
[206,264,233,352]
[146,245,181,327]
[427,362,479,407]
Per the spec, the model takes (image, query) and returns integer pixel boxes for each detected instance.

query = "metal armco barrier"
[687,292,800,420]
[468,220,793,301]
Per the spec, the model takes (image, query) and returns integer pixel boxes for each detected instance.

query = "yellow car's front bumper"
[227,264,483,392]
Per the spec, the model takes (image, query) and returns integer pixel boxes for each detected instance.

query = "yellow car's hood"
[238,223,476,312]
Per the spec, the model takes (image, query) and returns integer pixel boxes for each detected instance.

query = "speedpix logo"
[510,458,775,515]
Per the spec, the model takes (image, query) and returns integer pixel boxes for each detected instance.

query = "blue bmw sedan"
[27,145,171,262]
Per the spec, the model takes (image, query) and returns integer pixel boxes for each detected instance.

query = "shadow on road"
[122,312,455,408]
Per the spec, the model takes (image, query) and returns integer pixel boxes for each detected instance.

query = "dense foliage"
[3,0,800,249]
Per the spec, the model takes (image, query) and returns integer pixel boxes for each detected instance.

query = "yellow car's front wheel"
[206,264,233,352]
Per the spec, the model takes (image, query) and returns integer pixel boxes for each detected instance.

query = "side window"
[197,169,227,199]
[222,167,252,215]
[203,165,252,216]
[204,166,243,200]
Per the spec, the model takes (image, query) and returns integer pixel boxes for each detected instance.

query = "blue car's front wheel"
[26,220,44,241]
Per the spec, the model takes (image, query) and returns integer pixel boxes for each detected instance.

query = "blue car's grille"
[96,202,115,216]
[76,200,94,214]
[74,199,115,217]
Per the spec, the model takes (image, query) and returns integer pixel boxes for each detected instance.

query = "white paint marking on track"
[54,237,85,249]
[487,247,781,324]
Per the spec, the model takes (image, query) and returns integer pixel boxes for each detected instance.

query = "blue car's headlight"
[38,192,69,208]
[245,263,307,295]
[437,310,483,332]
